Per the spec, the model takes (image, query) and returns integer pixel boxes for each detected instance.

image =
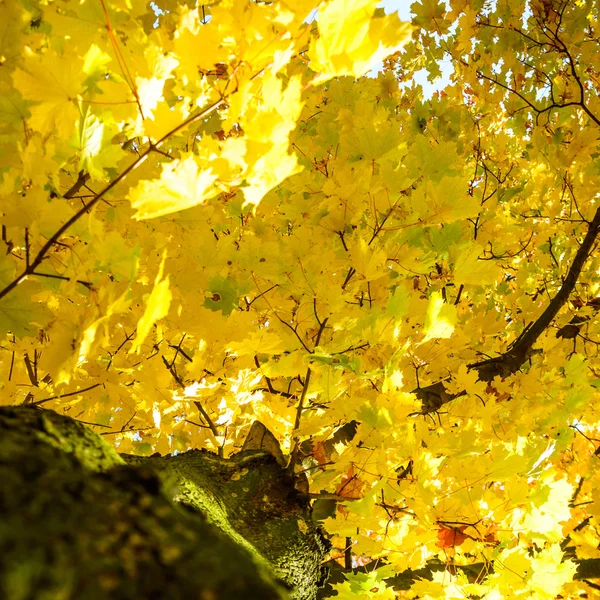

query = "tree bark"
[0,406,328,600]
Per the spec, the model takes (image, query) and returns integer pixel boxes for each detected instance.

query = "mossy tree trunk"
[0,407,328,600]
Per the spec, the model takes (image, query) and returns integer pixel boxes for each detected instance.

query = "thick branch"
[193,400,224,458]
[0,406,328,600]
[415,206,600,412]
[476,205,600,380]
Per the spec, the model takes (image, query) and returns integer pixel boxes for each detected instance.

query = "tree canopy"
[1,0,600,597]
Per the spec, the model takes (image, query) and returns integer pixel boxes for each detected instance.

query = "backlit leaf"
[130,252,172,353]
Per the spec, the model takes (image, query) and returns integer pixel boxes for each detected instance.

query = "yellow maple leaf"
[231,73,304,207]
[71,111,126,181]
[20,136,60,188]
[143,101,190,141]
[448,364,487,397]
[227,330,288,357]
[422,291,457,342]
[128,153,219,219]
[490,546,532,591]
[79,291,132,368]
[308,0,412,84]
[37,319,83,385]
[522,476,573,541]
[135,46,179,118]
[571,528,600,560]
[528,544,577,599]
[412,0,450,31]
[453,243,497,286]
[12,51,81,138]
[243,145,301,208]
[129,252,172,353]
[82,44,112,79]
[174,5,229,78]
[349,238,387,281]
[589,471,600,521]
[0,281,53,340]
[424,176,480,223]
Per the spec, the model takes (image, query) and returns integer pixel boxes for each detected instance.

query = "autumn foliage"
[1,0,600,597]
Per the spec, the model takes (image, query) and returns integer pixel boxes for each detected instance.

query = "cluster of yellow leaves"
[1,0,600,598]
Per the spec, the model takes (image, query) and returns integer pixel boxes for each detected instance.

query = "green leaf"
[0,257,53,337]
[204,276,250,316]
[386,283,410,320]
[0,281,53,338]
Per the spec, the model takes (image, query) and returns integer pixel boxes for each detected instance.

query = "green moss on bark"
[0,407,328,600]
[126,449,330,599]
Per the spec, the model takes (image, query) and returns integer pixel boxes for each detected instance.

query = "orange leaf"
[335,465,365,499]
[312,442,328,471]
[436,525,468,548]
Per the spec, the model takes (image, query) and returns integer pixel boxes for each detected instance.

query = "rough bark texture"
[0,406,328,600]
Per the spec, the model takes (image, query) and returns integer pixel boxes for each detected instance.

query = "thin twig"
[245,283,279,309]
[253,355,297,399]
[0,97,226,303]
[107,330,136,370]
[286,314,329,477]
[71,418,111,428]
[24,228,30,267]
[162,354,185,388]
[193,400,224,458]
[63,171,90,199]
[33,271,94,289]
[101,426,152,436]
[8,350,15,381]
[23,352,38,386]
[29,383,102,406]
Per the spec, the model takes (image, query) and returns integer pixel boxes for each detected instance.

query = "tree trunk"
[0,406,328,600]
